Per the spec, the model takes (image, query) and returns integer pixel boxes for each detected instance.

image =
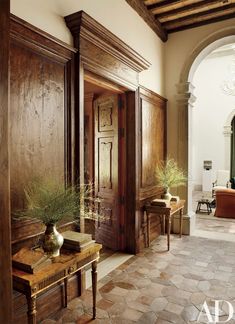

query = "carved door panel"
[94,95,119,250]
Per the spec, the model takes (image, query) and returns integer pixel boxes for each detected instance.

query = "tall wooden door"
[94,95,120,250]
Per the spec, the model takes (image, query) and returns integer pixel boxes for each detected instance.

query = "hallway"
[43,235,235,324]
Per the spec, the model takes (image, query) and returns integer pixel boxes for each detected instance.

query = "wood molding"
[65,11,151,90]
[65,11,151,72]
[0,0,12,322]
[125,0,168,42]
[139,85,167,106]
[10,14,76,63]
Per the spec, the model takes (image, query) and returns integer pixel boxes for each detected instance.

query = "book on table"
[12,247,51,274]
[151,199,170,207]
[62,230,95,252]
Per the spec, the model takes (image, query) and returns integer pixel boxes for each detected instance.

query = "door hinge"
[119,127,125,138]
[119,224,125,235]
[119,195,125,205]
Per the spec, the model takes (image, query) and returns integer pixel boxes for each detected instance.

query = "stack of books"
[12,247,51,274]
[62,231,95,252]
[151,199,170,207]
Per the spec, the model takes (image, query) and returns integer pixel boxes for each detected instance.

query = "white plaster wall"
[192,52,235,188]
[165,18,235,161]
[10,0,165,95]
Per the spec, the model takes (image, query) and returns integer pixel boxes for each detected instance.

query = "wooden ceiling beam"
[157,0,235,23]
[125,0,168,41]
[167,12,235,33]
[163,4,235,30]
[149,0,205,14]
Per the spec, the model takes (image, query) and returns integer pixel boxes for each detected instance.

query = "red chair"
[215,189,235,218]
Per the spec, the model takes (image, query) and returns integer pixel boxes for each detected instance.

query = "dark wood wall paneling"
[136,87,167,251]
[9,15,77,321]
[0,0,12,323]
[10,14,76,250]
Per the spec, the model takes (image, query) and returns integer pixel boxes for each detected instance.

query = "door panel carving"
[98,106,113,131]
[98,138,113,190]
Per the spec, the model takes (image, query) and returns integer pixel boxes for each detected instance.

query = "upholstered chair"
[215,189,235,218]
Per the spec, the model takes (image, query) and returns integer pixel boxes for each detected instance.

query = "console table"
[145,200,185,251]
[12,243,102,324]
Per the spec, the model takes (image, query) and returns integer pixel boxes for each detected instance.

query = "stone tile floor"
[196,214,235,234]
[193,191,235,235]
[42,235,235,324]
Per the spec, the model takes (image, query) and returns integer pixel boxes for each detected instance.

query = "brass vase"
[42,224,64,257]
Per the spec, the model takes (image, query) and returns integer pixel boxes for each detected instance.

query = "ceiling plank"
[163,4,235,31]
[150,0,205,14]
[144,0,166,5]
[167,12,235,33]
[125,0,168,41]
[157,0,235,23]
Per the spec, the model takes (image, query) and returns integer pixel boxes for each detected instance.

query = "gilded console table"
[145,200,185,251]
[12,243,102,324]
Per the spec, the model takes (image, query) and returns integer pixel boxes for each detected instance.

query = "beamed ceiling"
[126,0,235,42]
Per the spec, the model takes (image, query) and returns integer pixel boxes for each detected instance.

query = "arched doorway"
[176,28,235,234]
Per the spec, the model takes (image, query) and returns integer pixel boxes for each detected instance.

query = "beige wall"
[165,18,235,161]
[11,0,165,95]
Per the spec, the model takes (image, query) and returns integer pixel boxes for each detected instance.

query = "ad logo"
[197,300,233,323]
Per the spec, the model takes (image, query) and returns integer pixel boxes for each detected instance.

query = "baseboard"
[172,211,196,235]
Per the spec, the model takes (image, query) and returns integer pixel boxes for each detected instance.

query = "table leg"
[26,295,36,324]
[167,215,171,251]
[162,214,166,235]
[91,260,97,319]
[64,277,68,307]
[147,212,150,247]
[179,208,183,238]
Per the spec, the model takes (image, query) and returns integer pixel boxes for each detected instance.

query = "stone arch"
[175,27,235,234]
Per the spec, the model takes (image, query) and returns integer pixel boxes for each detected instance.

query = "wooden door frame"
[65,10,150,253]
[0,0,12,322]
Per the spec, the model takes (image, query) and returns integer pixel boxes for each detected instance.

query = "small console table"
[145,200,185,251]
[12,243,102,324]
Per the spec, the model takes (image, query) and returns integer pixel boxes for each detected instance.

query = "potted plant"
[15,177,95,257]
[155,158,187,200]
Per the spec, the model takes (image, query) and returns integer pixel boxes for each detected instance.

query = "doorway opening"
[83,73,126,253]
[188,43,235,239]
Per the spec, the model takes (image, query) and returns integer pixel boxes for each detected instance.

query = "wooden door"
[94,95,120,250]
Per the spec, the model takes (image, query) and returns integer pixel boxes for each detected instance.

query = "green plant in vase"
[155,158,187,200]
[15,177,95,257]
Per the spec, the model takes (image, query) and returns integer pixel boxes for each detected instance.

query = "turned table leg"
[26,295,37,324]
[167,215,171,251]
[147,212,150,247]
[64,277,68,307]
[91,260,97,319]
[179,208,183,238]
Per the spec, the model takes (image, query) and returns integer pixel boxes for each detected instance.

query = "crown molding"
[65,10,151,73]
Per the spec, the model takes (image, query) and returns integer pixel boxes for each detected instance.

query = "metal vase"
[42,224,64,257]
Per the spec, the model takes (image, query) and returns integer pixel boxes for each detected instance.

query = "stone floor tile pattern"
[42,235,235,323]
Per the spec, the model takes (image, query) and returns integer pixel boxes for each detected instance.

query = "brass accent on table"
[12,243,102,324]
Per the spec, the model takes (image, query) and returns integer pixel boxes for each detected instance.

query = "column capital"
[175,82,196,107]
